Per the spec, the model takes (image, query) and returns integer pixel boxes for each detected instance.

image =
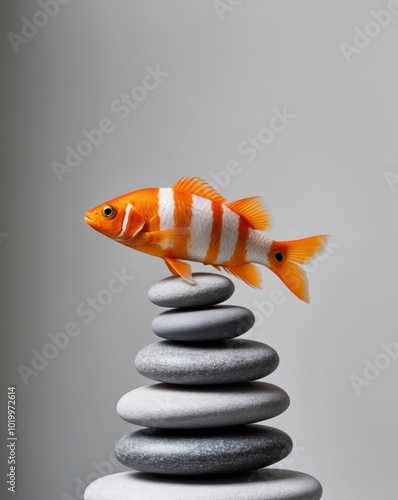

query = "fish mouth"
[84,212,97,227]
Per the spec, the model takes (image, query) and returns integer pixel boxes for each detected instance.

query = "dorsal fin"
[172,177,226,203]
[224,196,272,231]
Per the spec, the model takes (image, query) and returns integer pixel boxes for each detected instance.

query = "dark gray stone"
[152,305,254,341]
[85,469,323,499]
[116,382,289,428]
[114,425,293,475]
[148,273,235,309]
[135,339,279,385]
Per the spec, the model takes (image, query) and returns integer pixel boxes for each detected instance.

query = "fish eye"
[101,205,116,219]
[275,252,283,262]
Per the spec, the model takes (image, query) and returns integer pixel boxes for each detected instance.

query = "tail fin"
[269,235,328,302]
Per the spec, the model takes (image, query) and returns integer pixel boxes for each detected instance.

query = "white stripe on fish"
[117,203,133,238]
[214,205,239,264]
[158,188,175,230]
[188,195,213,261]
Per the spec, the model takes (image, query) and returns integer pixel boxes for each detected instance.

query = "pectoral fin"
[141,228,190,249]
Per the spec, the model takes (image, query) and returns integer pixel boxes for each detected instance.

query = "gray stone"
[85,469,323,499]
[116,382,289,428]
[114,425,293,475]
[148,273,235,309]
[135,339,279,385]
[152,305,254,341]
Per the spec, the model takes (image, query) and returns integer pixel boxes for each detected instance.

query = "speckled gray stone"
[135,339,279,385]
[152,305,254,341]
[85,469,323,500]
[148,273,235,309]
[116,381,289,428]
[114,425,293,475]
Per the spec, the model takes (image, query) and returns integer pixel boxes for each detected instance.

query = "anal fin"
[222,263,262,288]
[164,258,195,284]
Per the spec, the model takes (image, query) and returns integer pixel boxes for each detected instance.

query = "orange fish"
[84,177,327,302]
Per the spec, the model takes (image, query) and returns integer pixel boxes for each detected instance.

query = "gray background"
[1,1,397,499]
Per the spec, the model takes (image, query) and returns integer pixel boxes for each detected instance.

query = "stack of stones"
[85,273,323,499]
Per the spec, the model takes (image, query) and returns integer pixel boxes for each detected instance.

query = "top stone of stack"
[148,273,235,309]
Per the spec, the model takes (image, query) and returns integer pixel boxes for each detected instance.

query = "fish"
[84,176,328,302]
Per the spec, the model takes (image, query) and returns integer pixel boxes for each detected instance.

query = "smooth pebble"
[148,273,234,308]
[116,381,289,428]
[152,305,255,341]
[85,469,323,500]
[114,425,293,475]
[135,339,279,385]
